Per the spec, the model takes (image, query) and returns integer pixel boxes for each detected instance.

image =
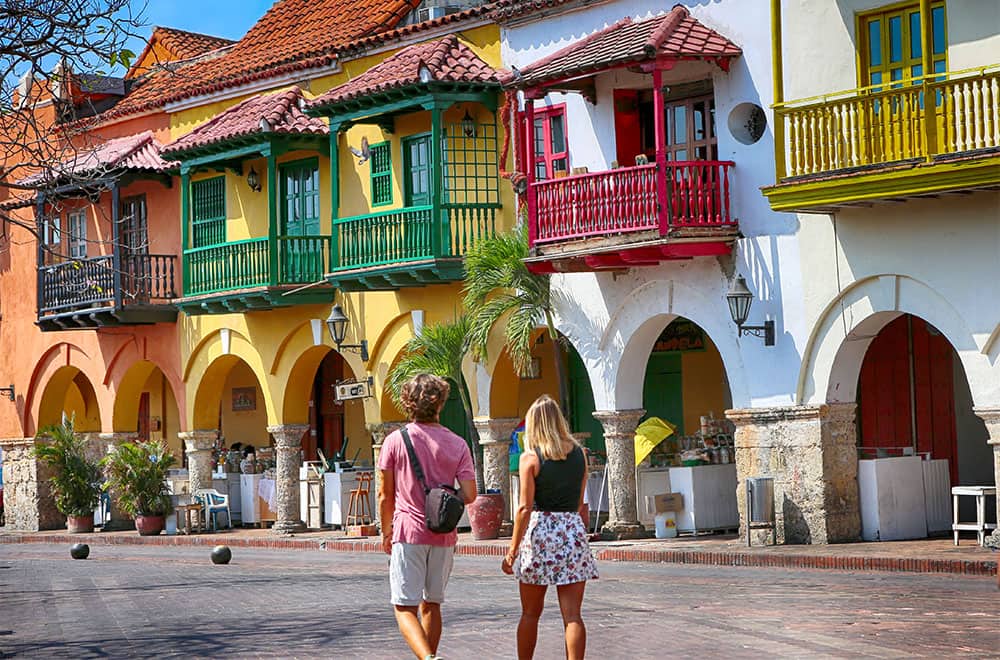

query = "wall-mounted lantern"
[726,275,775,346]
[326,303,369,361]
[461,108,477,138]
[246,166,261,193]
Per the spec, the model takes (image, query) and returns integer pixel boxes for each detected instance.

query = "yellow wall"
[220,360,269,448]
[680,335,730,434]
[140,370,182,458]
[175,25,515,445]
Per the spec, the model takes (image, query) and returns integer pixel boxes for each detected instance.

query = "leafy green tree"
[463,223,568,409]
[386,315,484,493]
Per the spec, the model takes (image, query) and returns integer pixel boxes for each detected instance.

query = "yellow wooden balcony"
[764,65,1000,212]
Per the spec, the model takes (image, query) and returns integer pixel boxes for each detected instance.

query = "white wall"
[782,0,1000,101]
[502,0,1000,414]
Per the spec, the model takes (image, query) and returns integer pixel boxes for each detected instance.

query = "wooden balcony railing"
[775,65,1000,180]
[184,235,329,296]
[530,161,736,246]
[331,203,498,271]
[38,253,177,316]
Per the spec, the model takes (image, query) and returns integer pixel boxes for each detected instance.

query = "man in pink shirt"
[378,374,477,660]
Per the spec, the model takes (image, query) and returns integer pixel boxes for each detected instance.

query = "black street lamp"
[726,275,775,346]
[246,166,261,193]
[326,303,369,361]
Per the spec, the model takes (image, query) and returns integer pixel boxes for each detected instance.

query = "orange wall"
[0,111,185,439]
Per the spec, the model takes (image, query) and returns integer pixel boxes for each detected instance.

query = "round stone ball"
[70,543,90,560]
[210,545,232,565]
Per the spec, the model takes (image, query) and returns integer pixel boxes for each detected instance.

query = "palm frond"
[385,316,470,410]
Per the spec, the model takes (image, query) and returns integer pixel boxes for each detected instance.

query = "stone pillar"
[180,430,217,495]
[592,409,646,539]
[726,404,859,545]
[95,432,138,530]
[0,437,62,531]
[973,407,1000,545]
[474,417,521,521]
[267,424,308,534]
[372,422,405,527]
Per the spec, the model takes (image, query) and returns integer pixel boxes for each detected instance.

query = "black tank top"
[533,445,585,512]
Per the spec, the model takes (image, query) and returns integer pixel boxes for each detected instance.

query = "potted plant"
[386,317,504,539]
[34,417,103,533]
[101,440,176,535]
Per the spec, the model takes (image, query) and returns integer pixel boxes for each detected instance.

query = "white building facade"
[496,0,1000,544]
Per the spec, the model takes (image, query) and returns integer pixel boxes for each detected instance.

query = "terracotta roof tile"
[21,131,178,186]
[154,27,235,59]
[307,35,499,111]
[99,0,423,123]
[502,5,741,88]
[488,0,577,20]
[163,87,328,157]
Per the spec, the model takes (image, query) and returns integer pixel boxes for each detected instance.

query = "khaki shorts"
[389,542,455,606]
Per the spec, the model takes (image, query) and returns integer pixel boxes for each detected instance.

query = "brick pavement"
[1,527,996,576]
[0,543,996,659]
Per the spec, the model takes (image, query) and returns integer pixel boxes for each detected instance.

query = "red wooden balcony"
[525,160,739,273]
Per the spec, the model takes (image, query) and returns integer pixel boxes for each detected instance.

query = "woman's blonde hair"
[524,394,577,461]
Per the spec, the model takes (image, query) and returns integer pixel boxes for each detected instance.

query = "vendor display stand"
[240,473,277,527]
[667,464,739,534]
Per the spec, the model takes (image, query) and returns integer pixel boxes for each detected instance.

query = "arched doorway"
[193,355,269,455]
[112,361,182,458]
[633,316,735,531]
[37,366,102,433]
[283,345,367,465]
[856,313,991,531]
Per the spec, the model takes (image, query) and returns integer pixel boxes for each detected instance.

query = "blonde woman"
[501,394,599,660]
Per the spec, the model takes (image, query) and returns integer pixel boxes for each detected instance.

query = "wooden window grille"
[191,176,226,248]
[370,142,392,207]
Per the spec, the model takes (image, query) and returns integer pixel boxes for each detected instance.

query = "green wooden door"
[403,134,432,207]
[280,160,323,282]
[643,352,684,433]
[439,378,471,442]
[568,346,604,453]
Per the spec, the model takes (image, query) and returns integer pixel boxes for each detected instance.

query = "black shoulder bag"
[400,425,466,534]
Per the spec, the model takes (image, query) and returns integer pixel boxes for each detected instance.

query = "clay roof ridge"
[154,26,237,46]
[426,35,459,77]
[644,5,687,57]
[504,16,633,85]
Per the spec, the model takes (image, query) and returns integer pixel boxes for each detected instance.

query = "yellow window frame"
[857,1,947,90]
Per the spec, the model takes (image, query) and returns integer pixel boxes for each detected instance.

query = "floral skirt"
[514,511,599,586]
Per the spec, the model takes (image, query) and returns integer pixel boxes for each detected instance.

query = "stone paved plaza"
[0,544,997,658]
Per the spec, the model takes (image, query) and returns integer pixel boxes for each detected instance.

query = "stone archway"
[37,366,102,433]
[112,360,182,457]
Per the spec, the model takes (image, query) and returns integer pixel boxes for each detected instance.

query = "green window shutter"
[370,142,392,207]
[191,177,226,247]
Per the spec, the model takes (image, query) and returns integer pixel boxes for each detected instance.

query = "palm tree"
[385,315,484,493]
[463,223,568,410]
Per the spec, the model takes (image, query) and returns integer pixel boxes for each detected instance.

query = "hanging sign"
[334,377,373,402]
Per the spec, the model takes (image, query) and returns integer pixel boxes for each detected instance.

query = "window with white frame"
[67,209,87,259]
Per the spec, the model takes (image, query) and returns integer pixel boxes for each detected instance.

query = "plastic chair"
[193,488,231,531]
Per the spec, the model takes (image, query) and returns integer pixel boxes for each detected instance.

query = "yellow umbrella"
[634,416,677,466]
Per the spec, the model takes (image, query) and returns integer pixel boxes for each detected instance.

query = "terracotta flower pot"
[135,515,165,536]
[66,515,94,534]
[466,493,504,540]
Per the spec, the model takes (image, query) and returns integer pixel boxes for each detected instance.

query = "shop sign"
[334,377,374,402]
[653,318,705,353]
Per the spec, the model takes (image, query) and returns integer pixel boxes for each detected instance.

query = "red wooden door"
[137,392,150,442]
[613,89,642,166]
[858,315,957,482]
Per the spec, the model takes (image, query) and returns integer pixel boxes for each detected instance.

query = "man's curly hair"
[400,374,451,422]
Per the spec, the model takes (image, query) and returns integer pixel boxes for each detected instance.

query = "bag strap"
[400,424,430,495]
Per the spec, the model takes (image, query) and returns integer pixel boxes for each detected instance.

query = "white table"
[952,485,997,546]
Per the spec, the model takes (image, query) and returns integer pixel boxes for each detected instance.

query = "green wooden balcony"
[177,235,334,314]
[326,203,499,291]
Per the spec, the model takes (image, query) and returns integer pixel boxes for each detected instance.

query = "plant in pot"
[101,440,176,536]
[34,416,103,534]
[386,316,504,540]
